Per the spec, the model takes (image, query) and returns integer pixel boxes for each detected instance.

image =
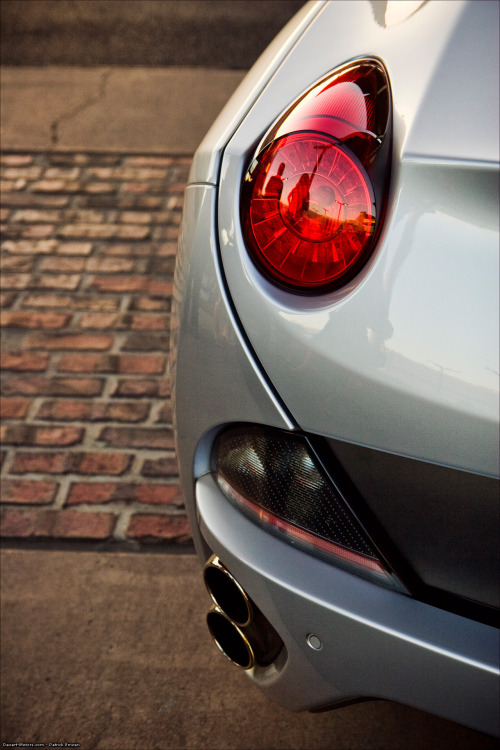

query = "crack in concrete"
[50,68,114,146]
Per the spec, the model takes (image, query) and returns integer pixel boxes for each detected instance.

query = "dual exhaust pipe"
[204,555,283,670]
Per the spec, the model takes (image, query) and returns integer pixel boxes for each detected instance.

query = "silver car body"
[171,0,499,736]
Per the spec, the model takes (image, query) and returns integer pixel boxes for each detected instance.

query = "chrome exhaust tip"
[206,606,255,670]
[203,555,252,626]
[204,555,284,670]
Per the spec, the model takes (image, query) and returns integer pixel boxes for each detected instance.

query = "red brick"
[89,275,147,293]
[57,242,93,255]
[134,484,181,505]
[11,452,69,474]
[89,275,172,295]
[24,333,113,350]
[77,453,132,475]
[35,399,91,421]
[66,482,180,506]
[23,224,57,238]
[36,399,148,423]
[100,244,151,257]
[126,514,191,543]
[0,352,49,371]
[0,508,37,536]
[0,155,34,166]
[85,257,135,273]
[157,242,178,257]
[39,257,86,272]
[37,274,81,290]
[130,296,170,312]
[32,180,80,193]
[76,297,120,312]
[78,313,120,329]
[118,354,166,375]
[118,182,148,194]
[0,397,31,418]
[23,294,118,311]
[121,331,169,352]
[1,166,42,179]
[88,167,168,180]
[79,195,121,209]
[35,510,115,539]
[0,376,103,397]
[0,255,34,272]
[1,479,57,505]
[65,209,105,224]
[99,427,174,450]
[153,226,178,242]
[131,314,168,331]
[1,239,58,254]
[58,353,114,372]
[66,482,117,504]
[48,378,104,397]
[22,294,74,308]
[11,451,132,476]
[0,179,27,192]
[151,212,171,225]
[44,167,81,180]
[141,457,178,478]
[84,182,117,194]
[58,223,149,240]
[0,311,70,328]
[1,424,83,446]
[113,379,158,397]
[12,209,61,223]
[1,375,49,395]
[126,156,173,167]
[135,196,165,209]
[1,193,69,209]
[90,401,149,422]
[119,211,152,224]
[0,274,31,290]
[35,426,84,446]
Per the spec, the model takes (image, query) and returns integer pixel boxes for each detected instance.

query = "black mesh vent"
[214,426,378,560]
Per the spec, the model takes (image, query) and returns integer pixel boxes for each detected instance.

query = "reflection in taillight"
[241,60,391,293]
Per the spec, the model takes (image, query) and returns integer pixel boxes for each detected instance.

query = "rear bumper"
[196,474,499,736]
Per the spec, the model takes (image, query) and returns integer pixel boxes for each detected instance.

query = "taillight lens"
[241,60,391,292]
[213,425,406,592]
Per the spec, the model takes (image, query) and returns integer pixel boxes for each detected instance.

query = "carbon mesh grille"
[214,426,378,560]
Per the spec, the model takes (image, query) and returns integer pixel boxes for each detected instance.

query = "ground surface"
[1,0,305,69]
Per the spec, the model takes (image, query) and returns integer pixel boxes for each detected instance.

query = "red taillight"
[244,133,375,288]
[241,60,391,292]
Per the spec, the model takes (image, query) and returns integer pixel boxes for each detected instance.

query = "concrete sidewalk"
[1,66,245,153]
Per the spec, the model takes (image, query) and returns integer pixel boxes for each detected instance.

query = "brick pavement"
[0,151,193,546]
